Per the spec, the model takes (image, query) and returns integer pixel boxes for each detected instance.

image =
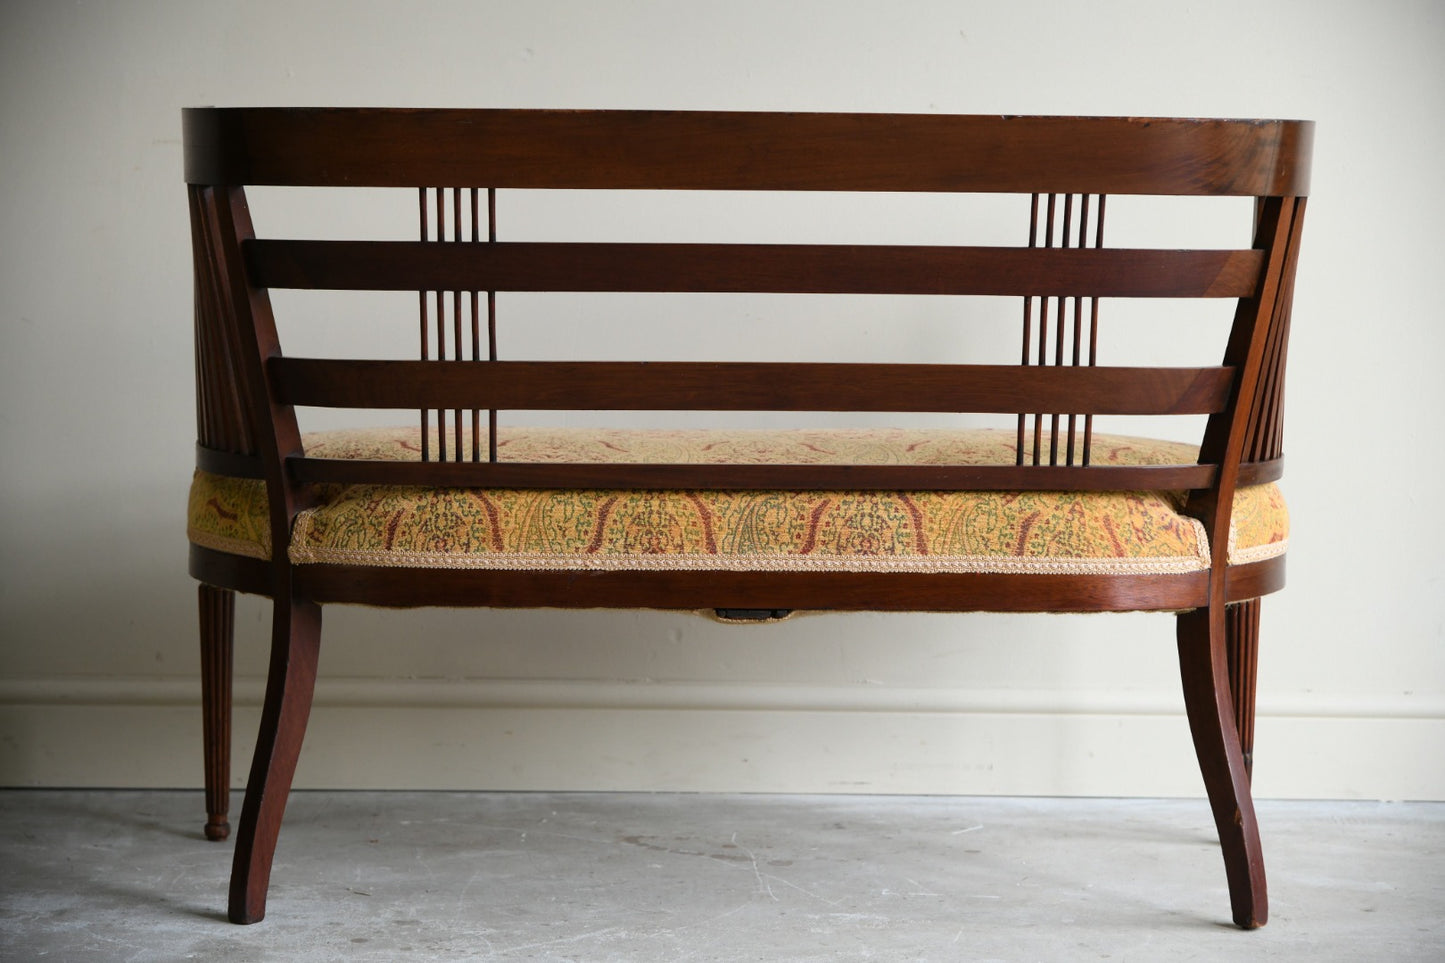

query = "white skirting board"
[1,678,1441,800]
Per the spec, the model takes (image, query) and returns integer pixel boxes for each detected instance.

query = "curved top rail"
[183,108,1312,196]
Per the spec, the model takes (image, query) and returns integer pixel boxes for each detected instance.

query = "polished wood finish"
[1177,605,1268,928]
[228,595,321,925]
[191,180,259,848]
[189,189,257,461]
[198,584,234,841]
[296,565,1215,613]
[1227,599,1263,778]
[183,109,1311,196]
[195,443,1286,489]
[190,543,270,597]
[184,109,1311,927]
[246,239,1266,298]
[1017,192,1109,467]
[271,359,1235,416]
[187,542,1284,613]
[285,457,1226,493]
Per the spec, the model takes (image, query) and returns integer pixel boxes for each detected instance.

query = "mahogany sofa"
[183,108,1310,926]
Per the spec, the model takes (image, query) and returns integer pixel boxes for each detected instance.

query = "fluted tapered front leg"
[228,593,322,925]
[1225,599,1261,780]
[199,584,235,841]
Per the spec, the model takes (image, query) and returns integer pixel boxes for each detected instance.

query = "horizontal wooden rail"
[291,564,1220,612]
[184,109,1313,197]
[190,543,1286,612]
[269,359,1235,415]
[246,240,1265,298]
[285,457,1219,492]
[195,445,265,479]
[195,441,1280,489]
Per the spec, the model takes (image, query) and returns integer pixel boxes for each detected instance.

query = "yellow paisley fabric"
[187,427,1287,574]
[187,469,274,559]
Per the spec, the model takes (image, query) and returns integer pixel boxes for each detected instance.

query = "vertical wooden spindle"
[470,187,482,462]
[1018,193,1039,466]
[1049,194,1075,466]
[435,189,447,461]
[1066,194,1090,465]
[418,188,431,462]
[1032,194,1058,466]
[191,185,256,458]
[452,187,464,461]
[1082,194,1105,466]
[488,187,499,464]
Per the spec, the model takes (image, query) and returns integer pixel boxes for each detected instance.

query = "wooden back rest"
[184,109,1310,553]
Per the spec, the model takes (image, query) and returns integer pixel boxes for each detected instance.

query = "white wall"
[1,0,1442,800]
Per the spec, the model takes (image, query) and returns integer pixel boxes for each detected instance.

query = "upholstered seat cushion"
[188,427,1287,575]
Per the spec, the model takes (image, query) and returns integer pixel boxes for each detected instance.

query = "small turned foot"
[205,817,231,842]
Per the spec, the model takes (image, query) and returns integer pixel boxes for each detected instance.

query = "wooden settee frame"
[184,108,1310,927]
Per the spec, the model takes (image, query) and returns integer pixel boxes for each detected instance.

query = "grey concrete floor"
[0,791,1440,962]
